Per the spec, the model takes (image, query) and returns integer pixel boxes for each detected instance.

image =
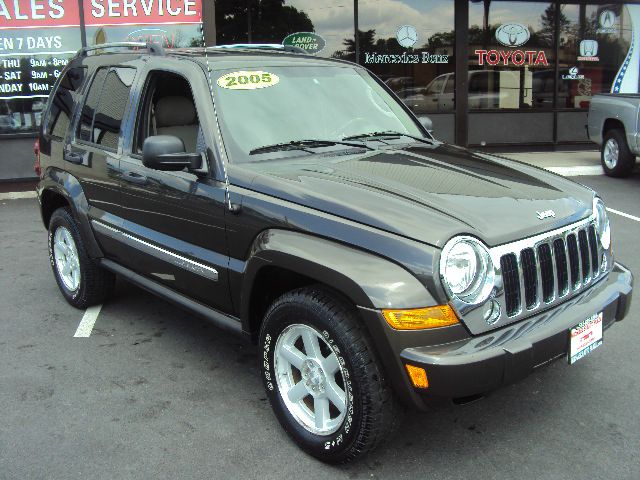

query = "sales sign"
[0,1,82,100]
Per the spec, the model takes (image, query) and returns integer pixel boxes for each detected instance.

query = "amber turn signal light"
[405,364,429,389]
[382,305,459,330]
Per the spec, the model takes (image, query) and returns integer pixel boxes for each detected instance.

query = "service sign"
[283,32,325,55]
[83,0,201,27]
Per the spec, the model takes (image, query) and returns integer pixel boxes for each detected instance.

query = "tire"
[601,129,636,177]
[48,207,114,309]
[258,287,398,463]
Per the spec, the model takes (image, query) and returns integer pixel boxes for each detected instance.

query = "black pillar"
[354,0,360,64]
[455,0,469,147]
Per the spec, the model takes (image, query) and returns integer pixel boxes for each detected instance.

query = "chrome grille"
[500,224,601,317]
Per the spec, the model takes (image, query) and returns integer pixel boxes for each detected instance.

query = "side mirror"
[142,135,202,171]
[419,116,434,133]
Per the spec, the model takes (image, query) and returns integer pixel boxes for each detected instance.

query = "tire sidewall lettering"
[260,310,360,457]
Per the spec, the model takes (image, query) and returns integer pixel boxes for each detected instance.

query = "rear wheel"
[601,129,635,177]
[259,287,398,463]
[48,207,114,309]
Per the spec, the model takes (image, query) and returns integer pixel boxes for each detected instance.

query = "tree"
[215,0,313,45]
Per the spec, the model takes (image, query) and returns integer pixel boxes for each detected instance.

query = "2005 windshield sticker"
[217,71,280,90]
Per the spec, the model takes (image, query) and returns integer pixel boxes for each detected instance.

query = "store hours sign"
[0,0,82,99]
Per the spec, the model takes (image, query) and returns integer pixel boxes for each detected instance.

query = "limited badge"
[217,71,280,90]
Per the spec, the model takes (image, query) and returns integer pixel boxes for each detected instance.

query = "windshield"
[211,65,427,162]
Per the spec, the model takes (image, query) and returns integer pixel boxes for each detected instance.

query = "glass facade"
[2,1,639,180]
[0,0,203,137]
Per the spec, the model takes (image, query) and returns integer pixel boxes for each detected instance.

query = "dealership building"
[0,0,638,181]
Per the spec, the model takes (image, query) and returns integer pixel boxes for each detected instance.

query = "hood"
[231,143,594,247]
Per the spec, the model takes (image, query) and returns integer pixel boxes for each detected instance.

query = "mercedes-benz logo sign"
[495,23,530,47]
[396,25,418,49]
[600,10,615,29]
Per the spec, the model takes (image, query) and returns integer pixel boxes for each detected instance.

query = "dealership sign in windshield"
[475,23,548,67]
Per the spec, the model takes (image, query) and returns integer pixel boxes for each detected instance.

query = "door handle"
[123,171,148,185]
[64,151,84,164]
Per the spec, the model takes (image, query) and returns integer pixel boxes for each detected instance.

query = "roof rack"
[209,44,306,54]
[78,41,165,57]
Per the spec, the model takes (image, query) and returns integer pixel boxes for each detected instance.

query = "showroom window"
[469,1,556,110]
[356,0,455,114]
[558,3,632,109]
[216,0,354,59]
[0,3,82,135]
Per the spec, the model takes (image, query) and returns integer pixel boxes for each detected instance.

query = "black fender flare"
[39,168,104,259]
[240,229,435,324]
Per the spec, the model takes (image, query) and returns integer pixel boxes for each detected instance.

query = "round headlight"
[441,237,494,303]
[594,198,611,250]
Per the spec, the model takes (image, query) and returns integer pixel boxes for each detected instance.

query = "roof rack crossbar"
[78,41,165,57]
[207,44,306,54]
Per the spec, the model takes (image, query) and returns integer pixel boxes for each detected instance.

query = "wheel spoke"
[287,380,308,403]
[323,352,340,375]
[314,397,330,430]
[301,330,322,359]
[280,344,306,370]
[325,379,346,413]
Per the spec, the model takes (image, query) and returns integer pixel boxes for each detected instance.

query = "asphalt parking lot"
[1,170,639,480]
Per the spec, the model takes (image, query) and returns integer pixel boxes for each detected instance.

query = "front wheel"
[259,287,398,463]
[601,129,635,177]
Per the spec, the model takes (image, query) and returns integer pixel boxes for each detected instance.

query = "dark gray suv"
[36,42,633,463]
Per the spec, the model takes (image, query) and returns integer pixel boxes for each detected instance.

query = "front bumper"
[360,263,633,410]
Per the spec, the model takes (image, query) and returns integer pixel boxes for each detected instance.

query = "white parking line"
[608,208,640,223]
[73,304,103,338]
[0,191,37,200]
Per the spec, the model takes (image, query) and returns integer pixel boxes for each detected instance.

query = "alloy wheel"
[604,138,619,169]
[53,226,81,292]
[274,323,349,436]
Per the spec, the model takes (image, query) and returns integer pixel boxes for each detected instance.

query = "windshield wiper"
[342,131,434,145]
[249,139,372,155]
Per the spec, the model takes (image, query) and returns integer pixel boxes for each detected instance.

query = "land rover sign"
[282,32,326,54]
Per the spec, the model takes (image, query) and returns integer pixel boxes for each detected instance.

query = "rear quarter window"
[45,66,87,139]
[77,67,136,150]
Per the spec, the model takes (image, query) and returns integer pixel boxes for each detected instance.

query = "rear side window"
[77,67,136,150]
[46,66,86,139]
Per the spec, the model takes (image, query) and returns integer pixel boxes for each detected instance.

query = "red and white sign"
[0,0,80,29]
[84,0,201,27]
[475,49,549,67]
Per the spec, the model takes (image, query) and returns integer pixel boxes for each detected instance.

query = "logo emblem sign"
[495,23,530,47]
[282,32,326,55]
[598,10,616,33]
[578,40,599,61]
[600,10,615,28]
[562,67,585,80]
[396,25,418,48]
[536,210,556,220]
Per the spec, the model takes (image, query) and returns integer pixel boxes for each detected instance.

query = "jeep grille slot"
[567,234,580,288]
[588,225,600,275]
[553,238,569,296]
[578,229,591,283]
[495,220,604,320]
[500,253,520,316]
[521,248,538,309]
[537,243,554,303]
